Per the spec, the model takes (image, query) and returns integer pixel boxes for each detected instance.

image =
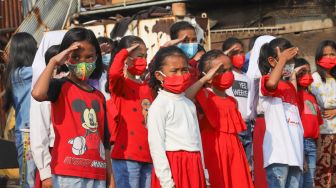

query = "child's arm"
[185,61,223,100]
[105,149,115,188]
[265,47,298,91]
[108,44,139,93]
[32,43,79,101]
[147,105,175,188]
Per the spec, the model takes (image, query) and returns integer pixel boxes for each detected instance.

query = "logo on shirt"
[232,81,248,98]
[304,100,317,115]
[68,99,105,160]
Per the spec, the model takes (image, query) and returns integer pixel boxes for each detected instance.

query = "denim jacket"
[11,66,33,131]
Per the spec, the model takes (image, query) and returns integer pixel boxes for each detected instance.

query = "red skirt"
[213,132,254,188]
[253,117,268,188]
[151,151,206,188]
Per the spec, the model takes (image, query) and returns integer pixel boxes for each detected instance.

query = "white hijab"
[246,35,276,118]
[31,30,66,87]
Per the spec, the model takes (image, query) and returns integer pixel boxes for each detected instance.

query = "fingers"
[127,43,140,52]
[276,46,281,58]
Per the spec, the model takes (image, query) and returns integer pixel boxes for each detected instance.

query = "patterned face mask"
[66,59,96,81]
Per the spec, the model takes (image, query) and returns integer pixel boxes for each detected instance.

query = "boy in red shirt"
[295,58,323,188]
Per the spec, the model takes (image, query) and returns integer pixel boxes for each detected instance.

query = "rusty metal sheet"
[0,0,23,38]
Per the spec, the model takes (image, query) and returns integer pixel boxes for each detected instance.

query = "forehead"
[177,29,196,37]
[323,46,336,54]
[163,55,188,67]
[73,41,96,54]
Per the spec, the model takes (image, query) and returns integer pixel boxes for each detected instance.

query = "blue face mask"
[102,53,111,66]
[177,43,198,59]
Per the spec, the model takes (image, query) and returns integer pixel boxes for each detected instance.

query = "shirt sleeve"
[46,78,66,102]
[108,49,128,94]
[147,102,175,188]
[29,98,53,181]
[260,75,279,96]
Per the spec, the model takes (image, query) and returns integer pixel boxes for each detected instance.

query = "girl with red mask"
[222,37,254,174]
[294,58,323,188]
[107,36,154,188]
[185,50,253,188]
[147,46,218,188]
[309,40,336,188]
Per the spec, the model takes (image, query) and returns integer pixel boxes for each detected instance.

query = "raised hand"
[276,46,298,63]
[126,43,140,53]
[50,42,80,66]
[162,34,187,47]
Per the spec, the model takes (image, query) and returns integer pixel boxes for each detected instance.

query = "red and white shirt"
[259,75,304,170]
[47,78,109,180]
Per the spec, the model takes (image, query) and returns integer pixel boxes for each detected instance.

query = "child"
[32,27,114,188]
[165,21,205,82]
[258,38,303,188]
[185,49,253,188]
[108,35,153,188]
[29,30,66,188]
[3,32,37,188]
[222,37,253,173]
[294,58,323,188]
[309,40,336,188]
[147,46,209,188]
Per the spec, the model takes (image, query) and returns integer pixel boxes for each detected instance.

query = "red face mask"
[127,58,147,75]
[231,54,245,70]
[211,71,235,90]
[160,72,192,94]
[317,57,336,70]
[298,73,314,88]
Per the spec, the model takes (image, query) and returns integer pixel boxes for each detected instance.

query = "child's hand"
[193,50,205,61]
[202,61,223,82]
[162,34,187,47]
[276,46,298,63]
[223,44,240,56]
[126,43,140,53]
[50,43,80,66]
[100,43,112,54]
[41,177,52,188]
[323,109,336,120]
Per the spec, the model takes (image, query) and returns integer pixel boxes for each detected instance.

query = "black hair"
[198,49,225,74]
[248,35,260,51]
[330,66,336,79]
[106,35,145,93]
[222,37,244,52]
[97,36,113,45]
[315,40,336,82]
[3,32,37,112]
[294,57,309,68]
[258,38,293,75]
[45,45,60,66]
[148,46,187,93]
[59,27,102,80]
[169,21,195,40]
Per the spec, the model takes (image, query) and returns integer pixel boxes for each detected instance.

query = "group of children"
[3,20,336,188]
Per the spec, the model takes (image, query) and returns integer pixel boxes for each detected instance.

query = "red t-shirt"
[47,79,109,180]
[297,90,323,139]
[108,49,154,163]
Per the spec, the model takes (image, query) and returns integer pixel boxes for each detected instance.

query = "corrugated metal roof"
[0,0,24,37]
[15,0,79,44]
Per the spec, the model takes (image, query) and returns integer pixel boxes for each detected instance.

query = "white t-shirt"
[227,70,251,121]
[147,90,206,188]
[259,75,304,170]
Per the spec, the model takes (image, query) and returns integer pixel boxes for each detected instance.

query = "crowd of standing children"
[2,20,336,188]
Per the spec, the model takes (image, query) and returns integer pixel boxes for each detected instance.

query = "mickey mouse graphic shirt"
[47,78,109,180]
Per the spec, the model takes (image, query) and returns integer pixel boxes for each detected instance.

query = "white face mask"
[283,63,295,78]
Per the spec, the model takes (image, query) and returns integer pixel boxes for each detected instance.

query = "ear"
[154,71,164,83]
[91,100,100,112]
[268,57,277,68]
[72,99,87,113]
